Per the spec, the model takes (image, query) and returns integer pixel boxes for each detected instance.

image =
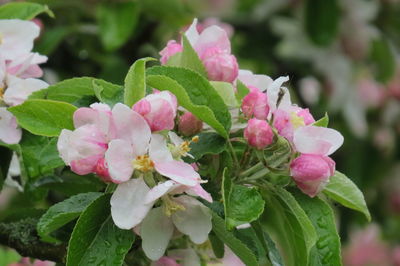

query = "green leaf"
[96,1,139,51]
[37,192,103,243]
[124,57,156,107]
[187,132,226,162]
[292,190,342,266]
[211,212,259,266]
[211,81,238,107]
[67,194,134,266]
[38,171,105,197]
[146,66,231,138]
[18,132,64,178]
[0,248,21,266]
[323,171,371,221]
[209,232,225,258]
[305,0,339,46]
[222,168,232,227]
[370,37,396,83]
[0,2,54,20]
[313,113,329,127]
[226,185,265,229]
[9,99,77,137]
[29,77,123,107]
[260,186,317,266]
[179,35,208,77]
[236,80,250,101]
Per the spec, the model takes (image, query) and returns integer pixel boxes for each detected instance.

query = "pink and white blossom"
[184,19,238,83]
[57,103,115,179]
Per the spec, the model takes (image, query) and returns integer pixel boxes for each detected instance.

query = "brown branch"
[0,218,66,263]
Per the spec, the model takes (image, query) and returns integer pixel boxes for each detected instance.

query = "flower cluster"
[0,19,48,144]
[56,18,345,262]
[57,94,212,261]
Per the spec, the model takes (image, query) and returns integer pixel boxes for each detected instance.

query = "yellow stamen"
[191,135,199,143]
[163,196,185,217]
[290,112,305,129]
[132,155,154,172]
[179,141,191,155]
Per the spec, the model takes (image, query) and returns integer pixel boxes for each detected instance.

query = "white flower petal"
[112,103,151,156]
[3,77,48,106]
[105,139,134,183]
[0,107,21,144]
[110,178,152,229]
[145,180,180,204]
[172,196,212,244]
[149,134,173,163]
[141,207,174,261]
[293,125,344,156]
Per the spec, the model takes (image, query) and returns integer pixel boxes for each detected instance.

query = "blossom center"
[163,196,185,217]
[132,155,154,172]
[290,112,305,129]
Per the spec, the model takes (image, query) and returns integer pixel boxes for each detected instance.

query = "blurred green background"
[1,0,400,264]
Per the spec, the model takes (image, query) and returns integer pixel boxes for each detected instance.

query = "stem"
[240,168,270,184]
[227,140,239,171]
[238,162,264,178]
[0,218,66,263]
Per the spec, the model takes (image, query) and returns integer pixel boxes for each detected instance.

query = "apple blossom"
[244,118,274,149]
[57,103,115,179]
[273,107,315,141]
[140,196,212,260]
[184,19,238,83]
[133,91,178,131]
[178,112,203,136]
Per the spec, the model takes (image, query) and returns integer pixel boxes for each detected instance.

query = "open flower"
[105,104,200,185]
[140,196,212,261]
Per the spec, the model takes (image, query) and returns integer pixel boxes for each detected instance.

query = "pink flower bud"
[200,47,238,83]
[178,112,203,136]
[241,86,270,120]
[133,91,178,131]
[290,154,335,197]
[159,40,183,65]
[244,118,274,149]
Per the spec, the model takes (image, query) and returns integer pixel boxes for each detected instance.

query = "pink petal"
[105,139,134,183]
[195,25,231,57]
[154,161,200,187]
[70,154,102,175]
[112,103,151,156]
[293,125,344,156]
[186,183,213,203]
